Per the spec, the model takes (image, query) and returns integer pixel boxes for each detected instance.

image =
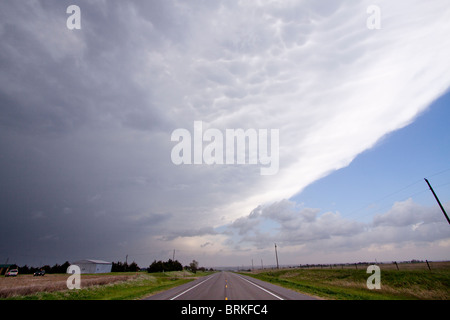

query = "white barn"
[69,259,112,274]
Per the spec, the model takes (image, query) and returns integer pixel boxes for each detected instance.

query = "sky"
[1,0,449,269]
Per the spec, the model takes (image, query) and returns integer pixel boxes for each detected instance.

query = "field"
[2,262,449,300]
[242,261,450,300]
[0,270,208,300]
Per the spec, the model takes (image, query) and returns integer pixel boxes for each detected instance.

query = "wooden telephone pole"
[425,178,450,225]
[274,243,279,269]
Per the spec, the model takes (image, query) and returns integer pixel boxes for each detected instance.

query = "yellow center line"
[225,278,228,300]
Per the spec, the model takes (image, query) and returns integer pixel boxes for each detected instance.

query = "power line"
[342,179,424,220]
[341,167,450,221]
[427,167,450,179]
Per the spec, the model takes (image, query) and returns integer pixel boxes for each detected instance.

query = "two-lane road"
[145,271,317,300]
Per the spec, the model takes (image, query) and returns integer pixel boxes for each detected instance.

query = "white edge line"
[169,274,215,300]
[237,275,284,300]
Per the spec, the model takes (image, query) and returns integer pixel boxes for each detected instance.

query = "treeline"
[9,259,211,274]
[111,261,140,272]
[148,259,182,273]
[15,261,71,274]
[147,259,213,273]
[10,261,140,274]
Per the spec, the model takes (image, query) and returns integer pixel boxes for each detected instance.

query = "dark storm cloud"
[0,0,170,136]
[0,0,177,266]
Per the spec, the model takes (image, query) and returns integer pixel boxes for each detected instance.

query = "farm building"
[68,259,112,274]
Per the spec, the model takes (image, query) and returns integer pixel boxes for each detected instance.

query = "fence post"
[394,261,399,270]
[426,260,432,271]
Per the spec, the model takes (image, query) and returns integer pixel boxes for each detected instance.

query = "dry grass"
[0,273,136,299]
[250,261,450,272]
[378,261,449,271]
[244,261,450,300]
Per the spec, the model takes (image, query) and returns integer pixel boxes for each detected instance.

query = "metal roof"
[71,259,112,265]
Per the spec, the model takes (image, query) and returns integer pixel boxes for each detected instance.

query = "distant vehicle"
[33,270,45,276]
[5,269,18,277]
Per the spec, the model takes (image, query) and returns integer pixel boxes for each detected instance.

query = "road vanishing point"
[145,271,317,300]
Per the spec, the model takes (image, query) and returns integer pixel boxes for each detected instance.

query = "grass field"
[3,262,449,300]
[0,270,212,300]
[241,262,450,300]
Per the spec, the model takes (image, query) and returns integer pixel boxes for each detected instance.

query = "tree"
[111,261,131,272]
[18,265,30,275]
[42,265,51,273]
[111,261,124,272]
[148,260,163,273]
[61,261,71,273]
[129,261,140,272]
[189,260,199,273]
[148,259,182,273]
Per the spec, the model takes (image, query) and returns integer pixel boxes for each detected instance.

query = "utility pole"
[173,249,176,261]
[261,259,263,270]
[252,259,254,271]
[425,178,450,225]
[274,243,279,269]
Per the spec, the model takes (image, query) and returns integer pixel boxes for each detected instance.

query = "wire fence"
[250,260,450,272]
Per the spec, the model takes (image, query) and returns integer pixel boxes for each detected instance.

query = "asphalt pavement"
[145,271,317,300]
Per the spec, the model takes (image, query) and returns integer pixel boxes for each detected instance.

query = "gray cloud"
[162,227,219,242]
[227,200,365,247]
[372,198,443,227]
[224,199,450,257]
